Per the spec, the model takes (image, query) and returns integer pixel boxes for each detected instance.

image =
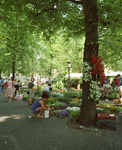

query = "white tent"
[105,71,122,76]
[65,71,122,78]
[65,73,83,78]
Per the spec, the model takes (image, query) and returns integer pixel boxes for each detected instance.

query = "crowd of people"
[102,74,122,99]
[0,77,22,102]
[0,76,52,118]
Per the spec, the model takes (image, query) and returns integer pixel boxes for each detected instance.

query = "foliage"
[106,90,119,99]
[37,85,42,92]
[114,99,122,104]
[65,90,82,99]
[49,102,63,107]
[69,101,79,106]
[23,95,28,101]
[96,103,122,114]
[44,97,57,104]
[69,110,80,121]
[72,98,81,102]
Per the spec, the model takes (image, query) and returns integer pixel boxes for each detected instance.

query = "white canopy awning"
[65,73,83,78]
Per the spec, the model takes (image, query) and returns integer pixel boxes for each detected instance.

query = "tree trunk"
[0,67,2,78]
[12,54,16,81]
[78,0,99,126]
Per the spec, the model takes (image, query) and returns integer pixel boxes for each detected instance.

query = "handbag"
[27,91,30,94]
[15,94,22,101]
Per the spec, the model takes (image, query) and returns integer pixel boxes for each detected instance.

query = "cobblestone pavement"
[0,95,122,150]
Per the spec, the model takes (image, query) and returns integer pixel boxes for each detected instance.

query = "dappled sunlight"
[0,114,24,123]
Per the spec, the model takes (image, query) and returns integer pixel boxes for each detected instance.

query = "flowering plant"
[114,99,122,104]
[96,103,122,114]
[90,55,105,85]
[83,62,92,82]
[89,81,101,101]
[82,61,101,101]
[56,109,69,117]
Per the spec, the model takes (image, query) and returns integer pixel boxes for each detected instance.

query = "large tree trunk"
[78,0,99,126]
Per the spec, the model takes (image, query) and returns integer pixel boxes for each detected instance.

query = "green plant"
[45,97,57,104]
[56,96,64,101]
[69,110,80,120]
[23,95,28,101]
[62,96,72,103]
[66,91,82,98]
[69,101,79,106]
[37,85,42,92]
[50,102,63,107]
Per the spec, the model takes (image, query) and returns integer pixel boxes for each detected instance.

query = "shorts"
[115,86,119,91]
[103,84,111,88]
[31,107,41,113]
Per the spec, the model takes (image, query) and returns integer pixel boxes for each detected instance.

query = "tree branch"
[67,0,83,5]
[35,7,55,17]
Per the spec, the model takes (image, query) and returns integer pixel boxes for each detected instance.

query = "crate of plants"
[97,113,118,130]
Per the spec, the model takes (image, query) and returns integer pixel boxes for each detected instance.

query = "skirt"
[4,88,14,97]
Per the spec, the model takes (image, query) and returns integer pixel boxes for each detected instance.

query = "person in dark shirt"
[31,92,51,118]
[27,78,34,105]
[14,80,20,98]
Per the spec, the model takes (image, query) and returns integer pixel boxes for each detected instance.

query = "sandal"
[31,114,37,118]
[37,115,44,118]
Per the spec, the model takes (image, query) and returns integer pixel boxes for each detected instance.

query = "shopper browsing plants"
[31,92,51,118]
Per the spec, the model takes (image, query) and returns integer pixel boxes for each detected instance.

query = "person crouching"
[31,92,51,118]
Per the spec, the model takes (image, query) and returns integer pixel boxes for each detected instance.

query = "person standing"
[118,74,122,99]
[4,77,14,102]
[102,76,111,97]
[46,77,53,94]
[27,78,35,105]
[77,79,80,91]
[13,78,17,99]
[114,75,120,92]
[0,77,4,95]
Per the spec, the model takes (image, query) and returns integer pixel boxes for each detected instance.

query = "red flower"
[90,55,105,84]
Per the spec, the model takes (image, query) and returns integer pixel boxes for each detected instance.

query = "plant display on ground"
[51,91,64,97]
[69,101,79,106]
[65,90,82,99]
[56,109,69,117]
[48,102,63,107]
[105,91,119,99]
[51,105,68,110]
[72,98,81,102]
[114,99,122,104]
[96,103,122,114]
[44,97,57,104]
[23,95,28,101]
[68,110,80,121]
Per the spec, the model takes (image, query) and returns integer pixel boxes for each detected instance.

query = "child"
[14,80,20,99]
[31,92,51,118]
